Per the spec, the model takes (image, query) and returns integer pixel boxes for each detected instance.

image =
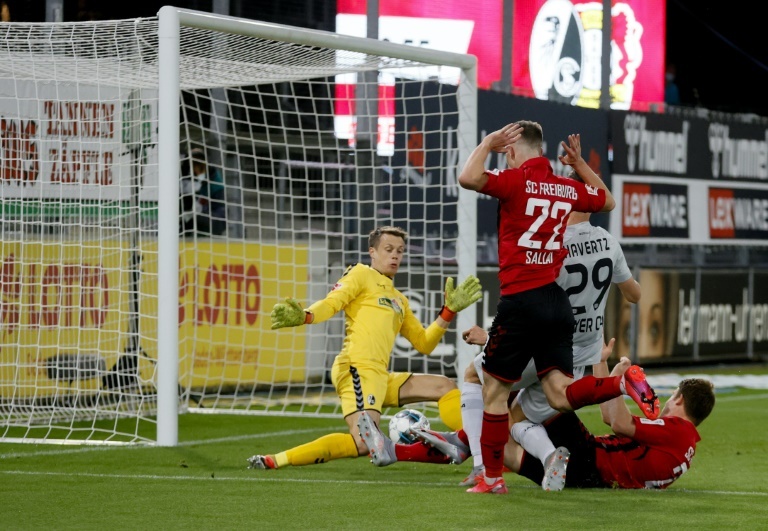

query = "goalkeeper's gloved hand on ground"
[270,298,308,329]
[439,275,483,322]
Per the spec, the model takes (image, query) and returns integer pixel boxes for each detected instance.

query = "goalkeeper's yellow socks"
[438,388,463,431]
[276,433,358,467]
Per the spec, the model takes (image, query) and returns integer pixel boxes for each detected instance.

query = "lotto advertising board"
[0,240,131,398]
[140,241,311,389]
[610,110,768,245]
[336,0,502,89]
[0,240,311,400]
[604,268,768,363]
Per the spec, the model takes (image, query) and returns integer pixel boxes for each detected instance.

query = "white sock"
[511,420,556,467]
[460,382,484,468]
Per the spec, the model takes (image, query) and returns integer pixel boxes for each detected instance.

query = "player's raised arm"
[270,298,311,329]
[594,354,638,437]
[401,275,483,354]
[459,123,523,191]
[437,275,483,325]
[559,133,615,211]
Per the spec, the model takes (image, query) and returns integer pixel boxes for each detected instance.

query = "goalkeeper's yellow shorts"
[331,361,410,417]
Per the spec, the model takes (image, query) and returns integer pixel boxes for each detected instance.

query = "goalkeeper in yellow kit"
[247,226,483,469]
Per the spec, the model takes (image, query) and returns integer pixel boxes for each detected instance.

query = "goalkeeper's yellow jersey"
[306,263,446,369]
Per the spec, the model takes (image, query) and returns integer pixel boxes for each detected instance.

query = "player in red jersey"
[508,355,716,489]
[458,121,659,494]
[413,350,715,490]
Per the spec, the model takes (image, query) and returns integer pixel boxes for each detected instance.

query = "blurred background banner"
[512,0,665,110]
[604,268,768,364]
[336,0,666,110]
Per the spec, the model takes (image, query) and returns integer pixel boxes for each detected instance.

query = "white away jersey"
[556,221,633,366]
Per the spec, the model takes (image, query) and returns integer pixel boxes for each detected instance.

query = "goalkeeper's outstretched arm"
[439,275,483,324]
[269,298,310,329]
[402,275,484,354]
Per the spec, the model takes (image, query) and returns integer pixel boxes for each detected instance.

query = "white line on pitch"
[2,392,766,460]
[0,469,766,498]
[0,427,337,459]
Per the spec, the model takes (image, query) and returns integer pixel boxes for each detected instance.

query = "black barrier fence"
[604,267,768,365]
[475,90,768,257]
[471,267,767,367]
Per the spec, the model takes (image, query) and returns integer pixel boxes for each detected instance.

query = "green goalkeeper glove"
[270,298,307,330]
[440,275,483,322]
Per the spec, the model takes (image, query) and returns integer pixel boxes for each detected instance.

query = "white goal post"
[0,7,478,446]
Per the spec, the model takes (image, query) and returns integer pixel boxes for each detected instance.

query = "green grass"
[1,377,767,530]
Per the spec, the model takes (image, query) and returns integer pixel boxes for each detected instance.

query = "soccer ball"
[388,408,430,444]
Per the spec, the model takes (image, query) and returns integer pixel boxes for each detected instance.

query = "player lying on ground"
[505,354,715,489]
[409,350,716,490]
[248,225,482,470]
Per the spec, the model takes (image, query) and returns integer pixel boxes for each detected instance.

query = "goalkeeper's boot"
[357,412,397,467]
[541,446,570,492]
[622,365,660,420]
[247,454,277,470]
[466,475,508,494]
[409,428,470,465]
[459,465,485,487]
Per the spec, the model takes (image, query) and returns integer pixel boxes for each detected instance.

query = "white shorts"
[517,365,586,423]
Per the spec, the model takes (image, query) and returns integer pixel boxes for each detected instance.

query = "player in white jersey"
[517,207,641,424]
[442,171,642,489]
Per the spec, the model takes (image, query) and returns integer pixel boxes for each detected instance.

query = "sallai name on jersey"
[526,250,554,264]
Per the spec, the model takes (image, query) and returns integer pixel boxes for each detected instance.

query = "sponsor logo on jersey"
[638,418,665,426]
[378,297,404,316]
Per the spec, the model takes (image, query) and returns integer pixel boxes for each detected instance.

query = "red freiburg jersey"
[481,157,606,295]
[595,415,702,489]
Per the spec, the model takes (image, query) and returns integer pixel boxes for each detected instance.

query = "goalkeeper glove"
[270,298,311,329]
[439,275,483,322]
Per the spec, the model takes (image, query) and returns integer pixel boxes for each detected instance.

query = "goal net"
[0,8,478,445]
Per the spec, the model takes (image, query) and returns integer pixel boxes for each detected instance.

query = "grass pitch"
[1,368,767,530]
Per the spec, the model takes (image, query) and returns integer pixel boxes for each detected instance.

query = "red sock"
[565,375,622,410]
[457,429,469,446]
[394,442,451,464]
[480,412,509,479]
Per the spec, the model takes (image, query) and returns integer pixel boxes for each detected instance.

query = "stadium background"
[2,0,767,369]
[0,7,766,527]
